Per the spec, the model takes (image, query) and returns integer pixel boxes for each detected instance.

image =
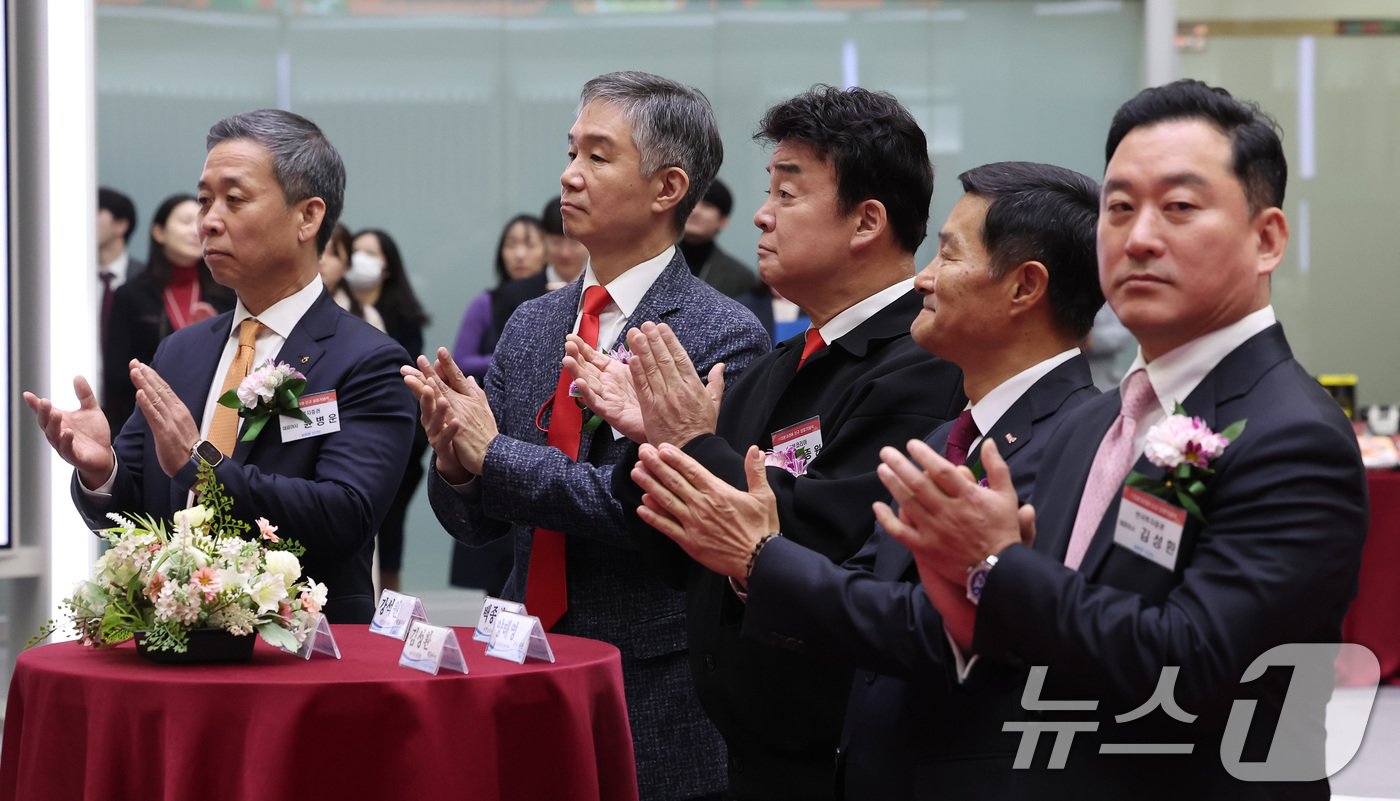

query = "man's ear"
[1006,260,1050,316]
[297,197,327,246]
[1253,206,1288,278]
[652,166,690,216]
[849,199,888,253]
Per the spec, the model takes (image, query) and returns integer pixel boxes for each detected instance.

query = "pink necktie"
[1063,369,1157,570]
[943,409,978,467]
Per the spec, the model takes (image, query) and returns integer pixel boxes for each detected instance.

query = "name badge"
[280,390,342,443]
[277,612,341,660]
[369,589,429,640]
[398,621,468,676]
[1113,486,1187,571]
[770,415,822,465]
[474,596,526,643]
[485,611,556,665]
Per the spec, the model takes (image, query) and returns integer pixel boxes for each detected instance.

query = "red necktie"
[1064,369,1157,569]
[796,328,826,370]
[943,409,979,467]
[526,285,612,630]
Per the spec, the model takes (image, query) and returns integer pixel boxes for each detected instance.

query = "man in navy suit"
[623,161,1103,799]
[407,72,770,801]
[879,81,1367,799]
[574,87,966,799]
[28,110,416,624]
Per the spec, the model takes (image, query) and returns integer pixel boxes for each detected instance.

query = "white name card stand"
[485,611,556,665]
[473,596,526,643]
[369,589,429,640]
[398,621,468,676]
[278,613,341,660]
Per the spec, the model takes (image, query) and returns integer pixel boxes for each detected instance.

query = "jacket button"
[864,671,877,685]
[704,654,716,671]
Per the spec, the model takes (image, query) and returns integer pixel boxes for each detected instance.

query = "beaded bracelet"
[745,532,781,582]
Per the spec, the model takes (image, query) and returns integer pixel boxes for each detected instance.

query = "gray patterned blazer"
[428,249,770,800]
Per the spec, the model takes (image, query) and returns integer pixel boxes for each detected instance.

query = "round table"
[0,626,638,801]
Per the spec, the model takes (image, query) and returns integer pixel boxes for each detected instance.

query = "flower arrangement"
[35,463,327,655]
[218,359,312,443]
[764,444,811,477]
[1126,403,1246,522]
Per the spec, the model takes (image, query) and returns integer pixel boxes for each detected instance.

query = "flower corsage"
[218,359,312,442]
[1125,402,1246,522]
[764,444,811,477]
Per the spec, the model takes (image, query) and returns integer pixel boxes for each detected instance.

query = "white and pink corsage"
[217,359,313,442]
[764,444,811,477]
[1126,402,1246,522]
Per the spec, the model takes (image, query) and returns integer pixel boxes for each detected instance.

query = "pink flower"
[1143,414,1229,470]
[256,517,280,542]
[277,600,293,620]
[145,572,167,602]
[764,445,810,477]
[190,566,223,602]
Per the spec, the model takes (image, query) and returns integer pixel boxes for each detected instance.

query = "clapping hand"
[24,375,116,490]
[628,322,725,448]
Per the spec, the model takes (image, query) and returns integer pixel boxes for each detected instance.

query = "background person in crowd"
[737,282,811,344]
[320,222,384,330]
[678,178,756,298]
[102,192,235,438]
[27,108,417,623]
[625,161,1104,800]
[452,213,549,382]
[1083,304,1135,390]
[575,85,965,800]
[480,196,591,357]
[97,187,145,329]
[878,80,1368,799]
[407,71,770,801]
[350,228,430,594]
[447,213,548,594]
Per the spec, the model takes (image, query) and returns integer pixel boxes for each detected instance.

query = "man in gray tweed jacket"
[406,71,770,801]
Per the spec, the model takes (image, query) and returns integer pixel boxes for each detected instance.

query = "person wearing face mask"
[351,228,430,594]
[452,214,548,383]
[320,222,385,331]
[102,193,235,438]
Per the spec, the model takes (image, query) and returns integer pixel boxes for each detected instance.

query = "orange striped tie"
[206,319,262,456]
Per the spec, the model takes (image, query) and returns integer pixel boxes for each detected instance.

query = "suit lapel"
[232,292,336,464]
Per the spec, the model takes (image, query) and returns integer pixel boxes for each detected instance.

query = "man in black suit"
[97,187,145,292]
[570,86,965,799]
[679,178,757,299]
[625,161,1104,799]
[879,80,1367,799]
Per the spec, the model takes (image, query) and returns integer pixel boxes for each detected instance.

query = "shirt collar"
[580,245,674,319]
[814,278,916,344]
[230,275,325,340]
[100,251,130,283]
[1126,305,1277,414]
[969,348,1082,437]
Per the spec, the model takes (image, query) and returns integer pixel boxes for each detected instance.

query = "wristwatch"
[190,440,224,469]
[965,553,1000,605]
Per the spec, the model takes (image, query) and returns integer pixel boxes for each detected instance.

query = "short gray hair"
[206,109,345,252]
[578,71,722,233]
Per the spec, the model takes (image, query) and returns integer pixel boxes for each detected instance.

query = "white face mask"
[345,251,385,291]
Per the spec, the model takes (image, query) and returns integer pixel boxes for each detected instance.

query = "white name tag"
[771,415,823,464]
[369,589,429,640]
[473,596,526,643]
[278,612,341,660]
[485,611,556,665]
[280,390,342,443]
[398,621,468,676]
[1113,486,1187,571]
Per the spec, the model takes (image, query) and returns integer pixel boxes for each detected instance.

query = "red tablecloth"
[1340,471,1400,686]
[0,626,638,801]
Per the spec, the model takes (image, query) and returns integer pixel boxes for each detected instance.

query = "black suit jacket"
[970,324,1367,800]
[102,267,235,434]
[740,355,1098,800]
[696,244,758,299]
[615,289,966,799]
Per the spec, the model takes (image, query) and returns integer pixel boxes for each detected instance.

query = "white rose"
[263,550,303,586]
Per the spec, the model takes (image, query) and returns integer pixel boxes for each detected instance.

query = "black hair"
[98,187,138,244]
[959,162,1103,339]
[702,178,733,218]
[493,214,547,287]
[755,85,933,253]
